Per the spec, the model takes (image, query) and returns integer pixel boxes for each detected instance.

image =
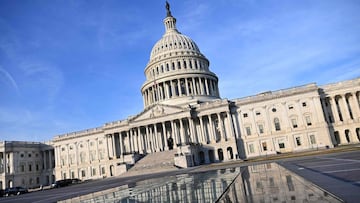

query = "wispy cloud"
[0,66,20,95]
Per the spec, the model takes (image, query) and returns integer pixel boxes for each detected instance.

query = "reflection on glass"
[218,163,342,203]
[66,163,342,203]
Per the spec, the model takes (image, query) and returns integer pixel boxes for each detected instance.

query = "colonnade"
[42,149,54,170]
[142,76,219,107]
[322,92,360,123]
[105,111,235,158]
[321,91,360,145]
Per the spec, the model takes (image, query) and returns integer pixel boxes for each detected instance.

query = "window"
[28,164,32,172]
[21,164,25,172]
[288,105,294,110]
[101,167,105,175]
[36,164,39,171]
[305,116,312,126]
[20,154,24,158]
[302,102,307,107]
[296,137,301,146]
[256,111,261,115]
[274,118,281,131]
[249,144,255,153]
[258,124,264,134]
[262,142,267,151]
[28,153,31,158]
[246,127,251,136]
[310,134,316,144]
[272,108,277,112]
[279,141,285,149]
[81,170,86,178]
[243,113,248,118]
[92,168,96,176]
[291,118,298,128]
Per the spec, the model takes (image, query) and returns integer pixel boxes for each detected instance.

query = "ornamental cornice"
[53,127,104,142]
[233,83,318,106]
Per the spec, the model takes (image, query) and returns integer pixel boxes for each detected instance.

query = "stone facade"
[0,141,54,189]
[1,3,360,187]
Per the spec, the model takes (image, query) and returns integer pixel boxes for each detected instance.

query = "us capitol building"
[1,3,360,190]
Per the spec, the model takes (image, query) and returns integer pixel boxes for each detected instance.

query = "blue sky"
[1,0,359,142]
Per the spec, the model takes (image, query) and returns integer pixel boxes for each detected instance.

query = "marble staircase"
[122,150,178,176]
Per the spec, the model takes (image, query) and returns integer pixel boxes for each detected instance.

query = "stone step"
[123,150,178,176]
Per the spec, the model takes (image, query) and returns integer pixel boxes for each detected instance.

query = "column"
[43,151,47,169]
[119,133,124,156]
[172,120,179,147]
[200,78,205,95]
[321,98,331,123]
[179,119,185,145]
[205,78,209,95]
[208,115,215,143]
[329,97,340,123]
[111,134,116,157]
[125,131,130,154]
[137,127,143,153]
[188,117,197,143]
[349,93,360,119]
[192,77,197,95]
[154,124,159,151]
[164,82,169,99]
[162,122,169,150]
[340,95,351,121]
[145,126,150,153]
[171,80,175,98]
[217,113,225,141]
[199,116,206,143]
[177,79,182,97]
[185,78,189,96]
[209,79,214,96]
[226,111,235,139]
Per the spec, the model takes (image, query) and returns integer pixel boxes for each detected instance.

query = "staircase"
[122,150,178,177]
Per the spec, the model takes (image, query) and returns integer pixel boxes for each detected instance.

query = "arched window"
[274,118,281,131]
[218,149,224,161]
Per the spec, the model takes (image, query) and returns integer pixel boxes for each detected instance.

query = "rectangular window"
[310,135,316,144]
[296,137,301,146]
[243,113,248,118]
[81,170,86,178]
[101,167,105,175]
[71,171,75,179]
[21,164,25,172]
[291,119,297,127]
[302,102,307,107]
[246,127,251,135]
[92,168,96,176]
[279,142,285,149]
[258,124,264,134]
[262,142,267,151]
[256,111,261,115]
[269,177,275,187]
[249,144,255,153]
[286,175,295,191]
[306,116,312,126]
[288,105,294,110]
[28,164,32,172]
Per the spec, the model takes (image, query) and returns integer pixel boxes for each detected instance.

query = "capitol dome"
[141,2,220,108]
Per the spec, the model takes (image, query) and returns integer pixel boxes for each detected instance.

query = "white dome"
[150,32,201,60]
[141,3,220,108]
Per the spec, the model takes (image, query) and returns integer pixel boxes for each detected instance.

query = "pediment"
[130,104,184,122]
